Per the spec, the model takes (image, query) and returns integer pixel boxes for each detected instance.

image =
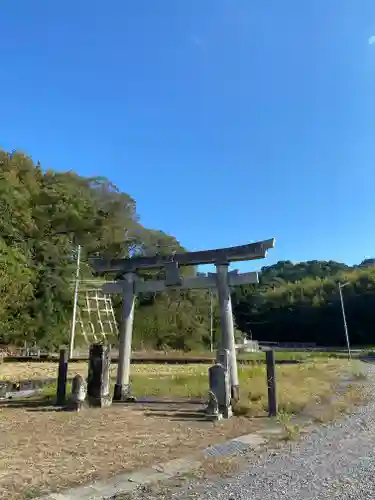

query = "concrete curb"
[37,427,284,500]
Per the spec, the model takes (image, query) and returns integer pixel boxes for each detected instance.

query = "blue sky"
[1,1,375,272]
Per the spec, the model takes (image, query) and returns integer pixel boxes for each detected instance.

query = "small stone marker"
[0,383,7,400]
[87,344,112,408]
[71,374,87,411]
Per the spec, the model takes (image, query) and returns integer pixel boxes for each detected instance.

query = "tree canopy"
[232,261,375,346]
[0,149,213,351]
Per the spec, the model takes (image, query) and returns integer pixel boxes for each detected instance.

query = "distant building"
[235,338,260,352]
[358,259,375,268]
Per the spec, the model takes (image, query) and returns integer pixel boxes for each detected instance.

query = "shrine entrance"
[90,238,275,403]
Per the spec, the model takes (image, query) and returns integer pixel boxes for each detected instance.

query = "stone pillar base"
[221,405,233,419]
[87,396,112,408]
[206,412,223,421]
[231,385,240,404]
[113,383,136,402]
[87,395,112,408]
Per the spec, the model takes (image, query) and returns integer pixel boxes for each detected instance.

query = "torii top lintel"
[90,238,275,275]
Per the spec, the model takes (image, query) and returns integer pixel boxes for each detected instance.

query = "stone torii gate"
[90,238,275,402]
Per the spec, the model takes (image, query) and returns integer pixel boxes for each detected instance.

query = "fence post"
[56,348,68,406]
[266,350,277,417]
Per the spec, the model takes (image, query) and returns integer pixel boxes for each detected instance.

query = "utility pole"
[69,244,81,359]
[338,282,351,360]
[209,289,213,353]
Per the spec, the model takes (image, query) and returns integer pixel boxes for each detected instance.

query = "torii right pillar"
[215,263,240,402]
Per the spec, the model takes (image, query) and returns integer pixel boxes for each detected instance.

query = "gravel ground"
[124,364,375,500]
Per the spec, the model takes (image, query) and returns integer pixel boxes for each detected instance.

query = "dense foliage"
[232,261,375,346]
[0,150,214,351]
[1,149,374,350]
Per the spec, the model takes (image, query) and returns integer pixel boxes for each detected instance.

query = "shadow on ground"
[0,396,54,408]
[142,407,209,422]
[0,395,209,419]
[113,397,206,405]
[0,396,75,413]
[358,357,375,364]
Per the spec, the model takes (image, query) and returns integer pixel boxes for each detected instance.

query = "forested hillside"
[232,261,375,346]
[1,149,374,350]
[0,149,213,351]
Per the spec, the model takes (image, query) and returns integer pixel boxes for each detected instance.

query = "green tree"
[0,148,214,351]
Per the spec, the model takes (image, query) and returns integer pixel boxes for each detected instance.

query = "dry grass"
[308,382,370,423]
[0,404,265,500]
[1,360,362,414]
[1,359,356,403]
[231,360,358,417]
[189,455,241,480]
[0,361,210,382]
[0,360,364,499]
[276,412,301,440]
[112,456,244,500]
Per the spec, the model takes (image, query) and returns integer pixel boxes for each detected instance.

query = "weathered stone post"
[56,348,68,406]
[266,350,278,417]
[87,343,112,407]
[215,263,239,402]
[114,272,136,401]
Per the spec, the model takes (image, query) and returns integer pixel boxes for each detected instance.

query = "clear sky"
[1,1,375,272]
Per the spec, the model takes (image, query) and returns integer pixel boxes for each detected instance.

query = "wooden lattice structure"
[75,284,118,347]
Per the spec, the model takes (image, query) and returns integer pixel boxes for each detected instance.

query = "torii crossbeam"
[90,238,275,274]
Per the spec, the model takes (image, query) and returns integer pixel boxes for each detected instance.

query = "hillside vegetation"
[232,261,375,346]
[0,149,213,351]
[1,149,374,350]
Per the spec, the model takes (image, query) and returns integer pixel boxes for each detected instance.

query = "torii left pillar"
[113,273,136,401]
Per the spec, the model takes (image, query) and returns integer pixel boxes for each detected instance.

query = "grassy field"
[103,349,356,362]
[128,349,354,360]
[0,358,364,415]
[0,349,354,383]
[30,360,361,413]
[0,359,368,499]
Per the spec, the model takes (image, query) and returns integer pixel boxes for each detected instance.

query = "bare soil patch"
[0,401,265,499]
